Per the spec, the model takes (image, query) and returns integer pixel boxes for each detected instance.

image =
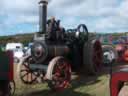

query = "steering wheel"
[77,24,89,40]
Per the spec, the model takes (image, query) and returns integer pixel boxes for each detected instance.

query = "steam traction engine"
[18,0,103,90]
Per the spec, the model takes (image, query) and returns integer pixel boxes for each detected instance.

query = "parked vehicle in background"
[13,48,24,63]
[23,43,33,56]
[6,43,24,63]
[102,45,118,66]
[6,43,23,51]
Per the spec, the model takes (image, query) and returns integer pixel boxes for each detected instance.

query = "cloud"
[48,0,118,17]
[2,0,38,13]
[93,0,128,32]
[47,0,128,33]
[0,0,40,35]
[0,0,128,35]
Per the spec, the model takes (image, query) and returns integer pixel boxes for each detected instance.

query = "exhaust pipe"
[39,0,48,34]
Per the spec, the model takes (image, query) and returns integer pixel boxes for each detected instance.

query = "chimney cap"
[39,0,48,4]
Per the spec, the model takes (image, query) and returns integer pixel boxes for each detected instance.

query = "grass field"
[14,65,110,96]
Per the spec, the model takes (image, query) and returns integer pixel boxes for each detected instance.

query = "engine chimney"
[39,0,48,34]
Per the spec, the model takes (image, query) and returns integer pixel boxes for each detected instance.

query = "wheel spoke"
[20,69,29,72]
[23,63,29,69]
[31,73,33,82]
[32,72,39,77]
[21,72,29,79]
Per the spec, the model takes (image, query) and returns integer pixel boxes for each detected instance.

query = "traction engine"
[18,0,103,91]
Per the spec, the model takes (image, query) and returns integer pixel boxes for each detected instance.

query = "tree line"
[0,33,34,46]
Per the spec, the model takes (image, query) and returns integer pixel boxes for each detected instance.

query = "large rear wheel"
[83,39,103,74]
[46,56,71,91]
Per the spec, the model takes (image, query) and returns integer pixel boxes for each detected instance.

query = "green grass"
[14,65,110,96]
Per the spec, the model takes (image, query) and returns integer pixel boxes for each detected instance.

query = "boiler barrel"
[48,45,70,57]
[31,42,70,63]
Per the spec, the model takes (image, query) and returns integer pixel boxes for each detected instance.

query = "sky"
[0,0,128,36]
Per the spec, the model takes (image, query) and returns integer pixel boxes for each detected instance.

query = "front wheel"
[46,56,71,91]
[18,56,39,84]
